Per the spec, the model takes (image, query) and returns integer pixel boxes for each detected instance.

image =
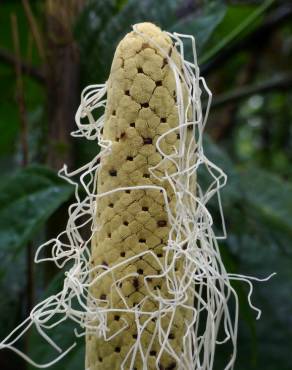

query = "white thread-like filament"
[0,26,275,370]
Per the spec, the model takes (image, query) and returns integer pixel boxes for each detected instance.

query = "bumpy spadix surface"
[86,22,192,370]
[1,19,270,370]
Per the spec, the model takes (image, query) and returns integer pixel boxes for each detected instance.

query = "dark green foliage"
[200,0,273,64]
[28,273,84,370]
[0,166,74,367]
[205,140,292,370]
[76,0,226,85]
[0,165,73,253]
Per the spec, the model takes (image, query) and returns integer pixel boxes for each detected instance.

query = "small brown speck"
[142,42,150,49]
[143,137,152,144]
[157,220,167,227]
[133,278,139,289]
[109,169,117,176]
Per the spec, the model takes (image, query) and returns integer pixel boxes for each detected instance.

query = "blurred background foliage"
[0,0,291,369]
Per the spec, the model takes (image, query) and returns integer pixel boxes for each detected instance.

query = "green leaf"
[200,0,275,64]
[195,143,292,369]
[77,0,225,85]
[0,249,26,339]
[239,166,292,236]
[75,0,121,86]
[28,272,84,370]
[0,165,73,253]
[202,136,241,208]
[219,165,292,369]
[170,2,227,55]
[28,320,84,370]
[226,230,292,370]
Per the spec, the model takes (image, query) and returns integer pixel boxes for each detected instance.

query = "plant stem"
[11,14,29,167]
[210,73,292,109]
[0,48,44,82]
[22,0,46,61]
[11,12,34,316]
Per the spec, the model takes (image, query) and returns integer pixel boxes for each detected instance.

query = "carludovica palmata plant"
[0,22,274,370]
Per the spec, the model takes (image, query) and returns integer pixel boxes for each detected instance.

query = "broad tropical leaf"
[0,165,73,253]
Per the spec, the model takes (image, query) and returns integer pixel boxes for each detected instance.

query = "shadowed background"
[0,0,291,369]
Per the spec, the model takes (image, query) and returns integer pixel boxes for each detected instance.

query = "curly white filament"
[0,26,274,370]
